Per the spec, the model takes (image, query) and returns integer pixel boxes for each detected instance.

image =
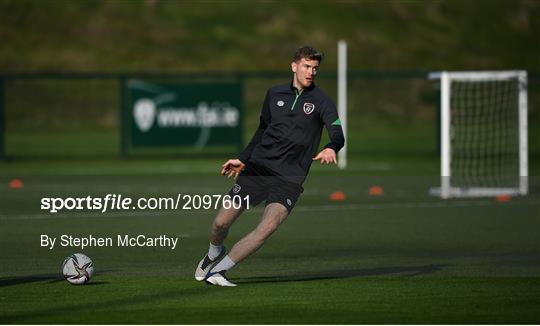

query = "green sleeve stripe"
[331,118,341,126]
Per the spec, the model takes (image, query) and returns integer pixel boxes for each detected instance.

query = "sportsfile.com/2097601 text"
[40,194,250,213]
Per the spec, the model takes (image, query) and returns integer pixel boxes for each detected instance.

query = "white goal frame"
[429,71,528,199]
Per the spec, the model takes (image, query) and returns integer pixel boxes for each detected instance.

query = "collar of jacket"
[289,79,316,93]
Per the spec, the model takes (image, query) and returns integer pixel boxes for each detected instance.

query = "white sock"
[208,243,223,260]
[210,255,235,273]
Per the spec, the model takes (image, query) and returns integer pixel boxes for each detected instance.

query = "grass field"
[1,168,539,323]
[1,0,539,323]
[1,85,539,323]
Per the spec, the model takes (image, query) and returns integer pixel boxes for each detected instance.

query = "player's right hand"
[221,159,245,179]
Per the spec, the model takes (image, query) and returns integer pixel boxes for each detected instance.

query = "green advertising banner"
[125,80,243,149]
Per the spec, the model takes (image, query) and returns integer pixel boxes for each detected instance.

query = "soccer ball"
[62,253,94,285]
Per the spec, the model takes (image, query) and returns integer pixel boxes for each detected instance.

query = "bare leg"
[210,206,245,246]
[228,203,289,264]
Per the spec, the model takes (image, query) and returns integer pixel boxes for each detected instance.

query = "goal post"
[429,71,528,198]
[337,40,347,170]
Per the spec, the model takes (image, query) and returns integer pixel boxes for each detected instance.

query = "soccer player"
[195,46,345,286]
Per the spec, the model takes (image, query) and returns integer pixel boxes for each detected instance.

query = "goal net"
[430,71,528,198]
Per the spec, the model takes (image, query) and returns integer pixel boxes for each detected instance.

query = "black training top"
[238,81,345,185]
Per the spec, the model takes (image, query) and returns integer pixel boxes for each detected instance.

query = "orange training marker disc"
[495,194,511,202]
[329,190,346,201]
[9,178,24,189]
[369,185,384,196]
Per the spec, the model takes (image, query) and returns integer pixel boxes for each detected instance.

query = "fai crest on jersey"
[233,184,241,194]
[303,102,315,115]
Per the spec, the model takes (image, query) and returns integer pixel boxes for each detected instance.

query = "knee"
[213,218,231,232]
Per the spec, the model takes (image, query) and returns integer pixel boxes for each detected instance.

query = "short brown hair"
[292,46,323,63]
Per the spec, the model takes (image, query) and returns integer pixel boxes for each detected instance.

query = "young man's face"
[291,58,319,89]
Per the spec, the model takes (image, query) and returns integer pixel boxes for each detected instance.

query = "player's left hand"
[313,148,337,165]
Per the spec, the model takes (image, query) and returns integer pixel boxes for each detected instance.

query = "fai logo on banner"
[133,99,156,132]
[303,102,315,115]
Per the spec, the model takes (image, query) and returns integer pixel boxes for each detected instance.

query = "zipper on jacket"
[291,89,303,111]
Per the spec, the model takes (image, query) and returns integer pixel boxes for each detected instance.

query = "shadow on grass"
[79,281,108,286]
[236,264,448,284]
[0,274,63,287]
[0,270,117,287]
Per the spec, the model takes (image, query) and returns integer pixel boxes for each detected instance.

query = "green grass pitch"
[1,170,539,324]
